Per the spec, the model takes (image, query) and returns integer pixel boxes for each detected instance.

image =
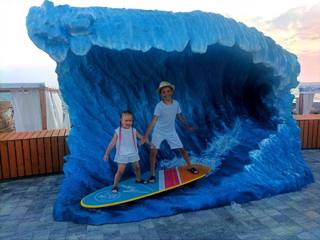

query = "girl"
[103,111,150,193]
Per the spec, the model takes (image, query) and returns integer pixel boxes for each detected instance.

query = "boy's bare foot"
[144,175,156,184]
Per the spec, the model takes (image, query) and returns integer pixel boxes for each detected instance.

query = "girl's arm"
[139,116,158,145]
[143,116,158,138]
[137,130,153,146]
[103,133,117,160]
[136,131,144,140]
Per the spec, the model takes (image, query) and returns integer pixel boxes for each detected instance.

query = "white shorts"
[114,153,140,164]
[151,131,183,150]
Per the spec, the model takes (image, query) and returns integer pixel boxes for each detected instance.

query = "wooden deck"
[294,114,320,149]
[0,129,69,180]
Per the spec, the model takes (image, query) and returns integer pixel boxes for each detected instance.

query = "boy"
[142,81,198,183]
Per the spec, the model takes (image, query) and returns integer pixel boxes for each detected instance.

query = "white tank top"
[115,127,138,156]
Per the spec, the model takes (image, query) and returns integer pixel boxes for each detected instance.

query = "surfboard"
[80,164,211,208]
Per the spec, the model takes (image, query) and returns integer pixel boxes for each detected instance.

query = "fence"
[294,114,320,149]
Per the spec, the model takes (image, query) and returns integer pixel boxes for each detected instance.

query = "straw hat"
[157,81,175,94]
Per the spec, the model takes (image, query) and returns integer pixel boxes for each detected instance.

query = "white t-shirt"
[153,100,182,134]
[115,127,138,156]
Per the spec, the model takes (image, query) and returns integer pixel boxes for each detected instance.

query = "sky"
[0,0,319,88]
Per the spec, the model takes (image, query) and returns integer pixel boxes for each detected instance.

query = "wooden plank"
[310,120,315,148]
[6,132,20,141]
[44,130,54,173]
[6,132,27,141]
[294,114,320,121]
[58,129,66,171]
[0,132,12,141]
[58,128,65,136]
[44,130,55,138]
[15,139,25,177]
[51,129,60,173]
[307,120,314,149]
[0,141,10,179]
[0,132,11,141]
[15,132,29,140]
[30,130,42,139]
[311,120,318,148]
[305,120,313,148]
[317,120,320,148]
[0,145,2,179]
[37,130,48,137]
[7,140,17,178]
[21,131,33,139]
[0,150,2,179]
[22,132,33,176]
[302,120,308,149]
[17,132,32,140]
[37,130,47,174]
[305,120,310,148]
[52,129,60,137]
[30,131,42,175]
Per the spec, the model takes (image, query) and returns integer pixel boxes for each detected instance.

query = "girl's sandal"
[112,186,119,193]
[187,167,199,174]
[144,175,156,184]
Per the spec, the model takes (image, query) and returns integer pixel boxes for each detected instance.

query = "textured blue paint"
[27,1,313,225]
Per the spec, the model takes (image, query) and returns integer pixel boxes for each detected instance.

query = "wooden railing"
[0,129,69,180]
[294,114,320,149]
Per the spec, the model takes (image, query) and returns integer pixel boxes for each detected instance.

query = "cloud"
[267,7,304,30]
[254,2,320,54]
[243,2,320,82]
[270,3,320,40]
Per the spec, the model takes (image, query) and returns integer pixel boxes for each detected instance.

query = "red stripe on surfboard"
[164,168,179,188]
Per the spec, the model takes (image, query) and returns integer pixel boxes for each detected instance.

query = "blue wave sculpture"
[27,1,314,224]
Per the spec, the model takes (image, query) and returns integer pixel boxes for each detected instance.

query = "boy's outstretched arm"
[103,133,117,160]
[177,113,195,131]
[142,116,158,143]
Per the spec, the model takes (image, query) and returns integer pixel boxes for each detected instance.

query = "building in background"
[295,82,320,115]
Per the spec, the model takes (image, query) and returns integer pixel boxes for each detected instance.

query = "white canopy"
[0,82,69,131]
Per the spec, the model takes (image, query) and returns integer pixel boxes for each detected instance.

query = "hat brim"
[158,85,175,94]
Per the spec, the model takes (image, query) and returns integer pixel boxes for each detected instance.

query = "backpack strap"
[118,127,122,155]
